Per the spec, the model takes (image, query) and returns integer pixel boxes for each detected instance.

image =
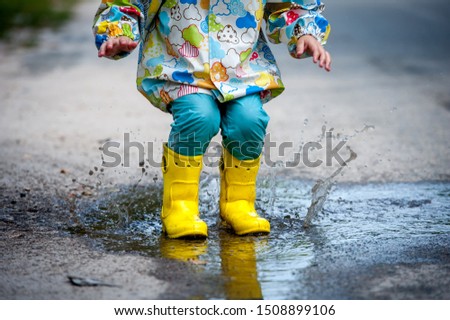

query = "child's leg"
[168,93,220,156]
[161,93,220,238]
[220,93,270,160]
[219,94,270,235]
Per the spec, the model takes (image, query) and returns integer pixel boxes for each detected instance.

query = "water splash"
[303,146,358,228]
[63,173,450,299]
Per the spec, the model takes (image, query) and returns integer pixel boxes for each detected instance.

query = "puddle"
[67,174,450,299]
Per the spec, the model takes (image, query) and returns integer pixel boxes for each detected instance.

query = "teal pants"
[168,93,269,160]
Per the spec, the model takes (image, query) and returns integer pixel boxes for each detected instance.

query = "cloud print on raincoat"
[93,0,330,112]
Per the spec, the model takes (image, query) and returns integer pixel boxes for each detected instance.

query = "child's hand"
[296,35,332,72]
[98,36,138,58]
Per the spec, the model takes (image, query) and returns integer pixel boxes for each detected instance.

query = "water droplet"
[303,118,309,126]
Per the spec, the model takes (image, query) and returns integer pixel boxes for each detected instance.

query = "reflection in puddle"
[158,232,265,299]
[219,232,264,299]
[159,237,208,262]
[69,177,450,299]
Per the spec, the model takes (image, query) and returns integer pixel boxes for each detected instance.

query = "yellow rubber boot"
[161,144,208,238]
[220,148,270,235]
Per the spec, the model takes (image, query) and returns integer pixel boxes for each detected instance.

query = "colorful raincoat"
[93,0,330,112]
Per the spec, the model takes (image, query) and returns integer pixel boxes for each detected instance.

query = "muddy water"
[69,174,450,299]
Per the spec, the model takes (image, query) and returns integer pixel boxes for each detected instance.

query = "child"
[93,0,331,238]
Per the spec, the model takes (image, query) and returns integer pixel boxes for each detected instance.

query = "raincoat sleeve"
[92,0,144,60]
[265,0,330,59]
